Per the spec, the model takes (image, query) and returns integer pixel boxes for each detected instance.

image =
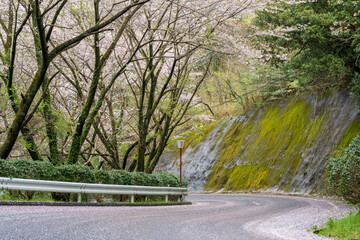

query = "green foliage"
[11,160,59,181]
[94,170,113,184]
[0,191,54,202]
[351,73,360,107]
[327,135,360,203]
[253,0,360,99]
[109,170,134,185]
[181,177,188,188]
[156,172,178,187]
[155,172,188,188]
[146,174,164,187]
[56,165,95,183]
[0,159,188,189]
[0,159,18,178]
[132,172,149,186]
[132,172,163,186]
[317,212,360,239]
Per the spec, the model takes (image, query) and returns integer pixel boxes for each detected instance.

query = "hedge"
[0,159,17,178]
[57,165,96,183]
[0,159,188,188]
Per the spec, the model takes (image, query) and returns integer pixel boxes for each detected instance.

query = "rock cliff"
[155,92,360,194]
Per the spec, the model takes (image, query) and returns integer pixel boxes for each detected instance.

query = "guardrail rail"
[0,177,188,203]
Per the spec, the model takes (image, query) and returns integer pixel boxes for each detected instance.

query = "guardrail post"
[0,177,188,204]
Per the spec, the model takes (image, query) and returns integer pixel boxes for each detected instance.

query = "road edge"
[0,200,192,207]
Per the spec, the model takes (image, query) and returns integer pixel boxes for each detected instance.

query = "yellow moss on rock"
[184,121,220,150]
[204,96,355,192]
[334,119,360,157]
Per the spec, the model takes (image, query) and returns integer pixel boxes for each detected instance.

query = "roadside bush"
[56,165,95,183]
[327,135,360,203]
[109,170,134,185]
[12,160,59,181]
[132,172,151,186]
[0,159,188,188]
[94,170,113,184]
[182,178,189,188]
[147,174,163,187]
[156,172,182,187]
[1,159,188,202]
[0,159,18,178]
[2,160,59,200]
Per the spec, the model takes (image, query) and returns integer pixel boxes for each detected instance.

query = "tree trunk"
[32,11,61,164]
[67,0,101,164]
[42,85,61,164]
[0,64,49,159]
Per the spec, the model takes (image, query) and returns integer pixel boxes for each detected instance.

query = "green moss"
[226,164,270,190]
[184,121,220,150]
[334,118,360,157]
[205,98,332,191]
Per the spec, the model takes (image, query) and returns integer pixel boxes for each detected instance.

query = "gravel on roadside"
[244,196,355,240]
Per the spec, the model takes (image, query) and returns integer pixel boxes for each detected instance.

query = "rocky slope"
[155,92,360,193]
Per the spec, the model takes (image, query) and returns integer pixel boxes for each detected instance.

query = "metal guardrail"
[0,177,187,203]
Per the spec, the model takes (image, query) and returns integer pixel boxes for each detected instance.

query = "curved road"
[0,194,352,240]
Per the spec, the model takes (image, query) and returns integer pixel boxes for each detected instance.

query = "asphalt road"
[0,194,353,240]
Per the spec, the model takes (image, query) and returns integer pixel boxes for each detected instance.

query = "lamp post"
[177,140,185,187]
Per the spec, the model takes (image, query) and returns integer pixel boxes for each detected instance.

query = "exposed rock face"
[155,92,360,193]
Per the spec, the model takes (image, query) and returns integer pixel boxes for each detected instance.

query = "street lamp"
[177,140,185,187]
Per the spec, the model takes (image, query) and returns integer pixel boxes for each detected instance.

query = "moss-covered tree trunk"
[137,40,157,172]
[0,63,49,159]
[41,86,61,164]
[66,0,102,165]
[67,4,143,165]
[0,3,43,160]
[4,77,44,161]
[32,11,61,164]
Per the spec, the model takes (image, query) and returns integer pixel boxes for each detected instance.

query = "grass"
[0,190,183,204]
[316,212,360,240]
[0,191,55,202]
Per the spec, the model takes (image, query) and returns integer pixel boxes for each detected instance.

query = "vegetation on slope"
[327,135,360,204]
[203,94,360,192]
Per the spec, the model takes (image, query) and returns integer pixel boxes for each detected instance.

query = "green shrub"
[109,170,134,185]
[147,174,163,187]
[94,170,113,184]
[156,172,180,187]
[327,135,360,203]
[132,172,150,186]
[0,159,188,189]
[182,178,189,188]
[351,73,360,108]
[12,160,59,181]
[56,165,95,183]
[0,159,18,178]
